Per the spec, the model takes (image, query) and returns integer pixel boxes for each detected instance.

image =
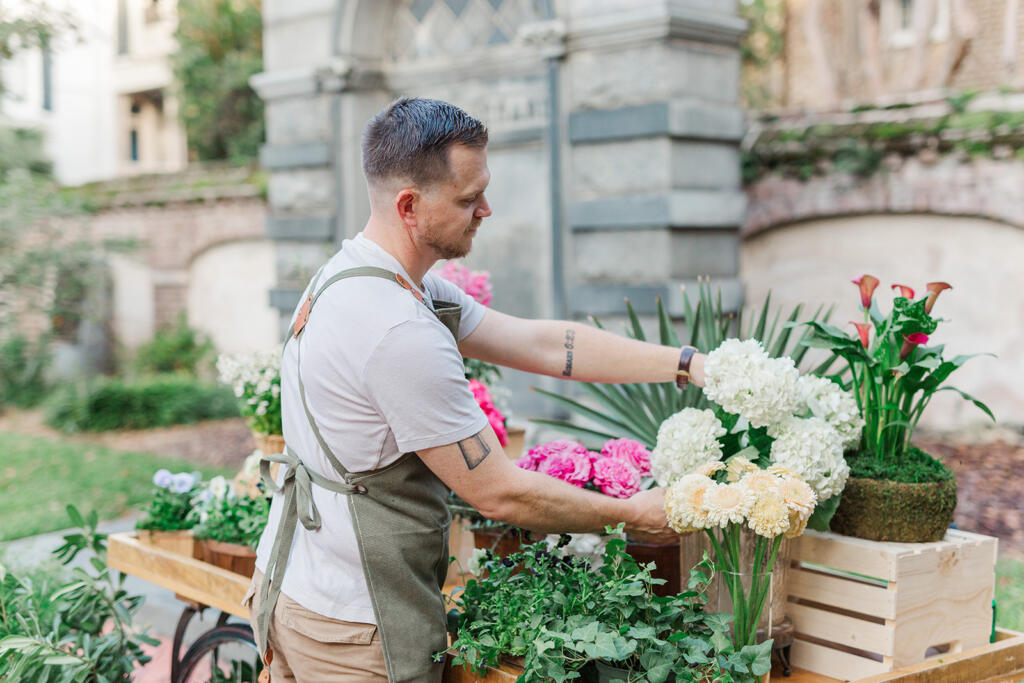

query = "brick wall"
[779,0,1024,111]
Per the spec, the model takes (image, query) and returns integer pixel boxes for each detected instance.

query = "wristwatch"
[676,346,697,389]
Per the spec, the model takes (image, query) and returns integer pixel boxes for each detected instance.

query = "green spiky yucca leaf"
[532,281,837,449]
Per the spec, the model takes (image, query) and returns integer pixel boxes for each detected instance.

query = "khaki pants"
[246,570,388,682]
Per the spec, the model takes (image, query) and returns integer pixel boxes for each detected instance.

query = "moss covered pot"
[831,476,957,542]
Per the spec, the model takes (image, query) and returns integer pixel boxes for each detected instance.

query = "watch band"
[676,346,697,389]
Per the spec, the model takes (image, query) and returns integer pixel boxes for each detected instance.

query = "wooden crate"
[787,529,998,681]
[108,532,251,619]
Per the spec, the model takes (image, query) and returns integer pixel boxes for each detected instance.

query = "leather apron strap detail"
[256,263,458,682]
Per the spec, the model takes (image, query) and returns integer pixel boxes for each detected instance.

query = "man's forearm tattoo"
[458,434,492,470]
[562,329,576,377]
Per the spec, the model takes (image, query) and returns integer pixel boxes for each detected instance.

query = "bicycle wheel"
[176,623,262,683]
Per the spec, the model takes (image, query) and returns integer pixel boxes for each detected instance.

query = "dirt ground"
[0,408,257,469]
[916,426,1024,555]
[2,409,1021,552]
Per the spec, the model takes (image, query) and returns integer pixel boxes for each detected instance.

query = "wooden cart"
[108,532,256,682]
[110,531,1024,683]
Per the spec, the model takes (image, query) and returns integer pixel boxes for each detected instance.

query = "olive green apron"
[256,265,461,682]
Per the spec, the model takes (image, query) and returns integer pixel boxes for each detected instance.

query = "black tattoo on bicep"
[562,329,576,377]
[458,433,492,470]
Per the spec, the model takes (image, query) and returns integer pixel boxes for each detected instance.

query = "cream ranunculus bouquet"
[656,338,863,651]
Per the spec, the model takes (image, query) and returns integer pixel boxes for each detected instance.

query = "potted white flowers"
[216,348,284,456]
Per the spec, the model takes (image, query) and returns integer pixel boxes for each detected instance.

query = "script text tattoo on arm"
[458,433,492,470]
[562,329,576,377]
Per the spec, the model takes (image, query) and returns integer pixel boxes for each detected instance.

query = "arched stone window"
[389,0,554,62]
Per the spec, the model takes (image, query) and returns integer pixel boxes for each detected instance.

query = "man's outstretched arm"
[459,309,706,386]
[418,425,678,545]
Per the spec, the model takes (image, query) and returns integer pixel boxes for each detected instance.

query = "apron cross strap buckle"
[293,294,313,338]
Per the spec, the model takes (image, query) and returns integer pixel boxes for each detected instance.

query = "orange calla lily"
[850,321,870,349]
[924,282,952,314]
[852,274,880,309]
[891,284,915,299]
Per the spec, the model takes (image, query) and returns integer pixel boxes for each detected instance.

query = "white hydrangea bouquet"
[216,348,283,436]
[654,338,861,526]
[655,338,862,650]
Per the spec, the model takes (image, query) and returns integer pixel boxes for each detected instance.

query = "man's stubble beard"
[424,219,480,260]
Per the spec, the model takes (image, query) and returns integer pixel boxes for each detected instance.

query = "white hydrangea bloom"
[703,339,800,427]
[796,375,864,449]
[768,416,849,500]
[651,408,726,486]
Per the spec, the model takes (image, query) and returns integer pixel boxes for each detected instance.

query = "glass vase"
[716,569,774,650]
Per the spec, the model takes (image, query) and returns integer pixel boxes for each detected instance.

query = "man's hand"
[622,488,678,544]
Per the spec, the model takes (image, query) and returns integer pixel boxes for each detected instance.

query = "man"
[246,97,709,682]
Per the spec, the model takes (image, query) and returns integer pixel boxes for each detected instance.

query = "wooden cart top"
[108,533,1024,682]
[107,532,251,619]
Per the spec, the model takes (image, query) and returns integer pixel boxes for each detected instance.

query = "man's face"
[418,144,491,260]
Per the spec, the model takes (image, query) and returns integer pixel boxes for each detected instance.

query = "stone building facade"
[252,0,748,416]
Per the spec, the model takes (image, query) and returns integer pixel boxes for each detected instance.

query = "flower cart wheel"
[175,622,261,683]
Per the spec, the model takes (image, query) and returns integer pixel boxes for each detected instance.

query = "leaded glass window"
[390,0,554,62]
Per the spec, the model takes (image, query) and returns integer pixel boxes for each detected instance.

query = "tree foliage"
[173,0,265,161]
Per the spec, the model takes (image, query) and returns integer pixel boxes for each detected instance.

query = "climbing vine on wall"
[743,94,1024,183]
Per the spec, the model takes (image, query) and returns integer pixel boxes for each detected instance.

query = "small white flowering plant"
[652,338,863,530]
[216,348,283,436]
[136,469,201,532]
[189,472,270,550]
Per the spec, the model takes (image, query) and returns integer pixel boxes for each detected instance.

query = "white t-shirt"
[254,232,488,624]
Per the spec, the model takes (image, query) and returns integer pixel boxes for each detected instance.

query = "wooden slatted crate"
[787,529,998,681]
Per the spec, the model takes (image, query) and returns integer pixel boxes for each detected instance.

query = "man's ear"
[396,189,418,228]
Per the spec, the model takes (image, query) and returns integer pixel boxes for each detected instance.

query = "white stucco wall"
[187,240,280,355]
[740,214,1024,428]
[109,254,155,348]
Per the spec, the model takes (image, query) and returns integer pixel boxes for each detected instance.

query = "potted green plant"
[803,276,994,541]
[135,468,200,556]
[441,527,771,682]
[190,475,270,576]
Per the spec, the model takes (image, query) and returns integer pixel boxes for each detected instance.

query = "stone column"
[562,0,747,318]
[251,0,393,333]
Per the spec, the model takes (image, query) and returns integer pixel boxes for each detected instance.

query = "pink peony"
[541,450,593,487]
[437,262,493,306]
[591,457,642,499]
[520,439,590,476]
[468,380,508,446]
[600,438,652,477]
[515,454,538,471]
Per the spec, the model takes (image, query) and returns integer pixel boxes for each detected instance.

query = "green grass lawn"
[996,556,1024,632]
[0,431,230,542]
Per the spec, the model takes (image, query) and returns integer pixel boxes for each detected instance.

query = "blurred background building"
[2,0,1022,427]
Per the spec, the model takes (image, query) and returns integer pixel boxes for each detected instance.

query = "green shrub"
[133,317,214,376]
[0,335,50,408]
[0,506,157,680]
[45,374,239,432]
